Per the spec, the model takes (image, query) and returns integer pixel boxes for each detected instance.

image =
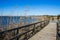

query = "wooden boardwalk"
[29,21,57,40]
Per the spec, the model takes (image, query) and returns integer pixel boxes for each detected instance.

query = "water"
[0,16,38,28]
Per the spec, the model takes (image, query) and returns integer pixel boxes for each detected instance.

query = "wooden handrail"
[0,20,49,40]
[0,20,47,34]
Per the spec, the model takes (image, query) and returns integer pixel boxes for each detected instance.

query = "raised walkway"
[29,21,57,40]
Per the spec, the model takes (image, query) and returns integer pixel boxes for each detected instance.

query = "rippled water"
[0,16,38,28]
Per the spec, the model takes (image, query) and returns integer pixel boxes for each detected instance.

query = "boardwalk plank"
[29,22,56,40]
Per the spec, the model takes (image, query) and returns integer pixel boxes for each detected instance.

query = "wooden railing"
[57,20,60,37]
[0,20,49,40]
[57,20,60,40]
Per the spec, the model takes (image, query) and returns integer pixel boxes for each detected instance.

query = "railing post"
[41,22,43,28]
[40,22,42,30]
[43,21,44,27]
[24,33,28,40]
[45,21,46,25]
[32,24,35,34]
[42,22,44,28]
[13,30,15,36]
[44,21,46,26]
[44,21,45,26]
[40,22,42,29]
[16,29,19,40]
[47,20,48,25]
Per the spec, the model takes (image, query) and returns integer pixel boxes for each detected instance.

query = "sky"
[0,0,60,16]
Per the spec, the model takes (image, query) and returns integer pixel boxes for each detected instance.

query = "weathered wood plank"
[29,22,56,40]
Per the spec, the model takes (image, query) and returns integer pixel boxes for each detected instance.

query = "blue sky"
[0,0,60,16]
